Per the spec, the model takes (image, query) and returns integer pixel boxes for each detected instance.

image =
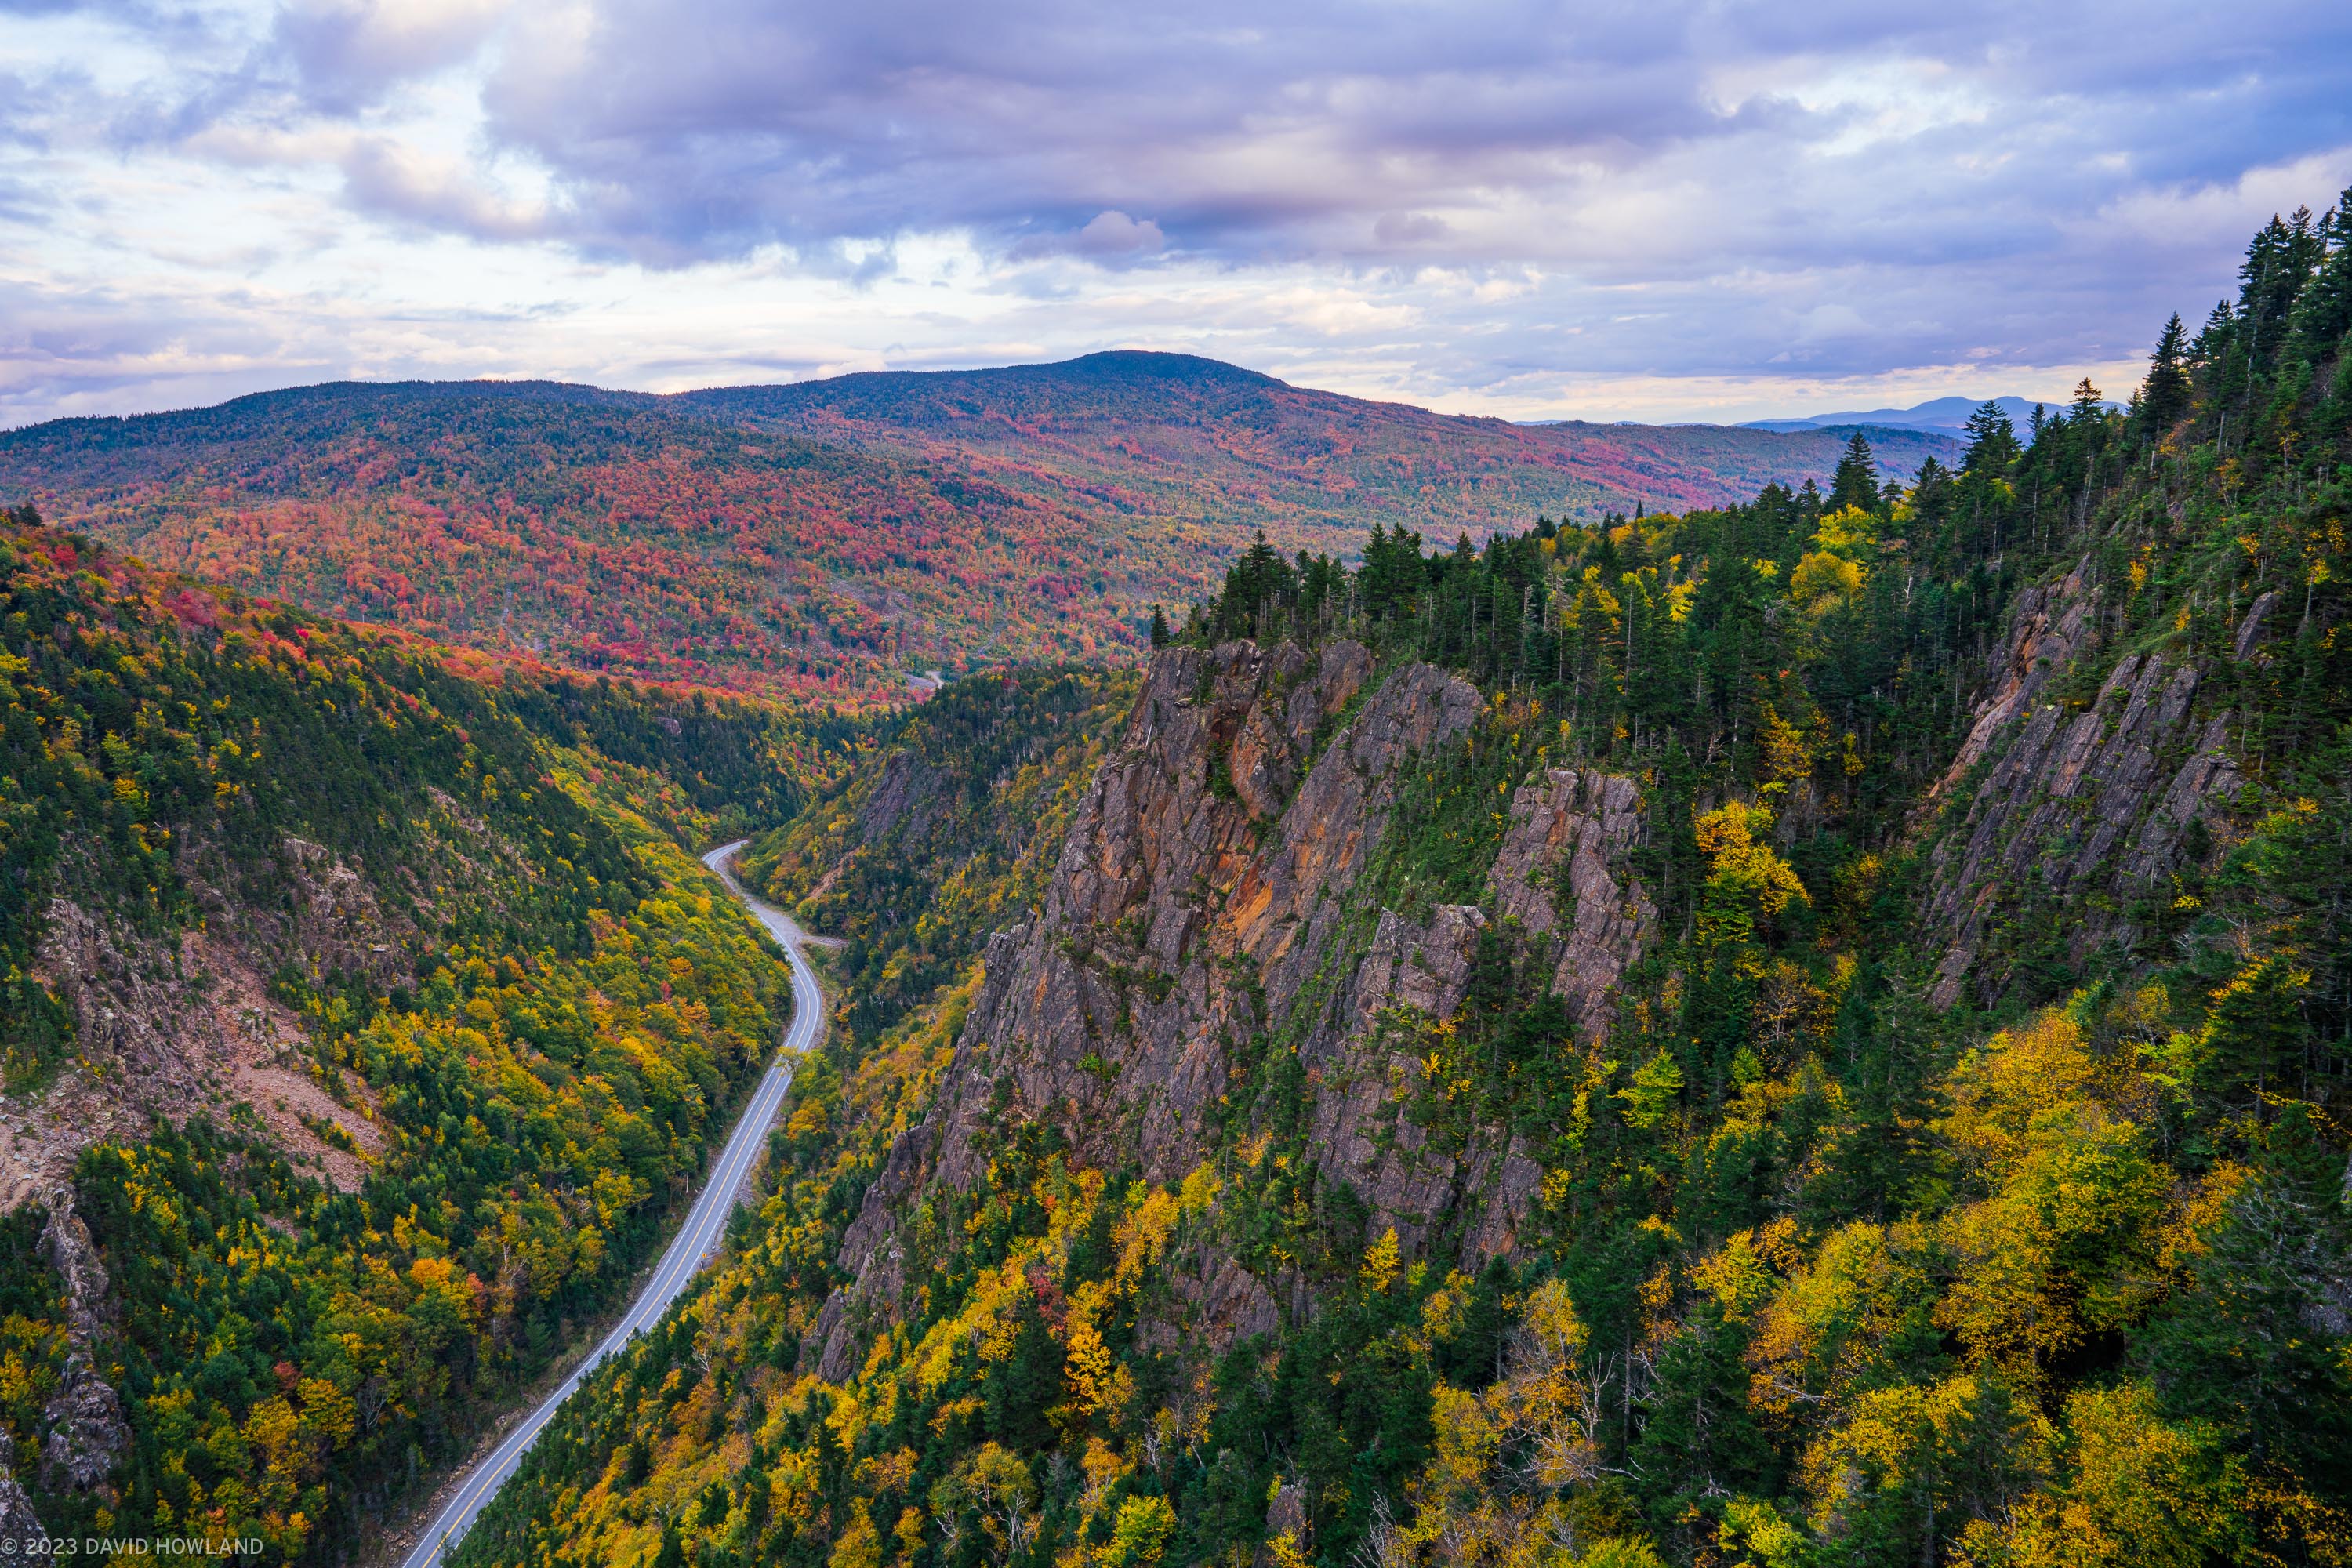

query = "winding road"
[397,841,821,1568]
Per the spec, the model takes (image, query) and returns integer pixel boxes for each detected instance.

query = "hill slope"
[1,358,1957,699]
[0,517,862,1558]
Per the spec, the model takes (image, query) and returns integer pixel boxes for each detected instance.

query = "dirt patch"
[190,930,383,1192]
[5,904,385,1212]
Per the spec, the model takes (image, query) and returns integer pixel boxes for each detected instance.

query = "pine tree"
[2068,376,2107,425]
[1961,403,2020,477]
[2141,314,2192,431]
[1828,430,1879,514]
[2288,187,2352,353]
[1149,604,1169,648]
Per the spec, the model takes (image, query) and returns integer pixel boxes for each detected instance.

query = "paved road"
[398,840,819,1568]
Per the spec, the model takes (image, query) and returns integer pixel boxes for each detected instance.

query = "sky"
[4,0,2350,430]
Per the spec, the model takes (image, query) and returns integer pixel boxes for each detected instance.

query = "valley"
[0,191,2347,1568]
[397,843,822,1568]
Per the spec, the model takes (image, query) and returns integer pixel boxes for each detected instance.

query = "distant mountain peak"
[1740,393,2115,436]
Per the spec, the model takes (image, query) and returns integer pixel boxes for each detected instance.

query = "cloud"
[1,0,2349,425]
[1069,211,1165,256]
[274,0,514,112]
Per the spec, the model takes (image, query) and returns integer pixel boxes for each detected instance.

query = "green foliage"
[742,664,1138,1047]
[0,524,803,1559]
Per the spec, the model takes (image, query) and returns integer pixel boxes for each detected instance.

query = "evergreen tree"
[1149,604,1169,648]
[2140,313,2193,431]
[2068,376,2107,425]
[2192,299,2235,368]
[1211,528,1298,640]
[1960,402,2020,477]
[1828,430,1880,514]
[2289,187,2352,353]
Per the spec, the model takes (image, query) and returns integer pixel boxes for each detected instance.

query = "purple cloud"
[0,0,2347,425]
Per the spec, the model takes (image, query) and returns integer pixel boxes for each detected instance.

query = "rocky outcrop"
[262,837,416,992]
[1921,568,2249,1009]
[32,1201,127,1493]
[857,750,943,844]
[1929,560,2103,800]
[1486,768,1653,1044]
[929,637,1406,1192]
[17,898,384,1206]
[40,1354,127,1493]
[0,1435,48,1558]
[808,641,1654,1374]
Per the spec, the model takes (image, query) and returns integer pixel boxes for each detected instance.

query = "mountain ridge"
[1,354,1958,700]
[1740,392,2122,434]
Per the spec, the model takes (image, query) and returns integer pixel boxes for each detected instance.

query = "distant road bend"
[399,841,821,1568]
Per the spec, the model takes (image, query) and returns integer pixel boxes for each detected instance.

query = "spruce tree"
[1828,430,1879,513]
[2068,376,2107,425]
[1961,403,2020,477]
[2141,313,2192,431]
[2288,187,2352,352]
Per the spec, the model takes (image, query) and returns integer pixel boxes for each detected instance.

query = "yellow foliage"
[1395,1279,1599,1564]
[1806,1373,2047,1537]
[1931,1007,2169,1385]
[1969,1382,2245,1568]
[1812,504,1878,561]
[1265,1529,1312,1568]
[1759,706,1813,782]
[1098,1495,1178,1566]
[1696,801,1806,911]
[1361,1228,1401,1294]
[1065,1313,1116,1415]
[1789,550,1864,614]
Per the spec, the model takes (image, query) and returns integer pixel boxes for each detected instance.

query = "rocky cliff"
[811,640,1653,1375]
[1919,559,2263,1009]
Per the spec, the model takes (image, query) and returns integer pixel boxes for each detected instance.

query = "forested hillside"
[0,358,1955,701]
[0,520,858,1559]
[450,192,2352,1568]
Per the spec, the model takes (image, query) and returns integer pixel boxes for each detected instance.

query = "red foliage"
[5,361,1956,700]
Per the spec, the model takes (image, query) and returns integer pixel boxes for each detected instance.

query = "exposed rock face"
[40,1353,128,1493]
[17,892,385,1206]
[32,1201,127,1494]
[1487,768,1653,1044]
[38,1201,113,1342]
[1920,566,2247,1008]
[259,837,416,992]
[8,817,411,1217]
[1929,561,2103,800]
[809,641,1653,1374]
[857,750,942,844]
[927,638,1417,1195]
[0,1434,48,1557]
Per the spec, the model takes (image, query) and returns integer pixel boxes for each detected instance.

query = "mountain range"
[0,353,1958,699]
[1740,393,2107,434]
